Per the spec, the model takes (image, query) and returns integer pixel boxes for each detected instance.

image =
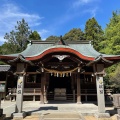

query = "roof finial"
[54,35,67,45]
[60,35,62,40]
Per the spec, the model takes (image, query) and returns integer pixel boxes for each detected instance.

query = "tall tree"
[84,17,104,51]
[100,11,120,55]
[100,11,120,93]
[46,35,59,41]
[29,31,41,40]
[63,28,85,41]
[4,19,31,53]
[107,64,120,92]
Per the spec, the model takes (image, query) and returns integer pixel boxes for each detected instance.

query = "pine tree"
[85,17,104,51]
[46,35,59,41]
[63,28,85,41]
[29,31,41,40]
[100,11,120,55]
[4,19,31,53]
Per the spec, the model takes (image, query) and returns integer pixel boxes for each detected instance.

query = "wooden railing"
[8,88,112,102]
[8,88,41,101]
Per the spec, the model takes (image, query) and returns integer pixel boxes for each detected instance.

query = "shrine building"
[0,38,120,116]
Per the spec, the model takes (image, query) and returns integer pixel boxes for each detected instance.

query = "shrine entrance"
[1,39,119,119]
[48,75,72,101]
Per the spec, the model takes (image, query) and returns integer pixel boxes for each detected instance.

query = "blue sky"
[0,0,120,45]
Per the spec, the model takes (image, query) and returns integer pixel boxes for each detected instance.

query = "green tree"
[108,64,120,93]
[100,11,120,55]
[46,35,59,41]
[84,17,104,51]
[63,28,85,41]
[0,42,17,54]
[29,31,41,40]
[100,11,120,92]
[4,19,31,53]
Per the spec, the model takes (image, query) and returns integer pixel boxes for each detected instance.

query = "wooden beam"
[45,62,76,66]
[26,72,41,74]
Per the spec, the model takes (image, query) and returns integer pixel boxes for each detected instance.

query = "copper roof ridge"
[28,40,91,44]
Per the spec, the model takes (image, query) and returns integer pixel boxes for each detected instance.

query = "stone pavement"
[1,101,118,120]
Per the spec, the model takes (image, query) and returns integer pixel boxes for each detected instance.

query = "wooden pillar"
[44,73,48,103]
[77,74,81,104]
[40,73,45,104]
[44,87,48,103]
[71,74,75,102]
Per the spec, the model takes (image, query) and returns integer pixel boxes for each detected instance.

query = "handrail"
[8,88,41,94]
[8,88,112,95]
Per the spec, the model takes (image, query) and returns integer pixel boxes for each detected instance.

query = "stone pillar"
[77,74,81,104]
[40,73,45,104]
[16,75,25,113]
[13,63,26,119]
[96,75,105,113]
[94,64,110,118]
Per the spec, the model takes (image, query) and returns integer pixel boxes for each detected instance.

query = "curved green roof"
[2,40,119,58]
[17,41,118,58]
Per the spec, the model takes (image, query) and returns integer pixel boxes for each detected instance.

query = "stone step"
[40,113,83,120]
[42,118,82,120]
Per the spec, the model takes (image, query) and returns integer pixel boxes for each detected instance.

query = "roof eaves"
[0,65,11,72]
[8,54,34,66]
[86,55,113,66]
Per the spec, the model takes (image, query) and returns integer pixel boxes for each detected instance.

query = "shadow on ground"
[26,106,58,115]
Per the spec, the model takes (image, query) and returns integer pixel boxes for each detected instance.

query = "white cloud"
[70,0,100,19]
[73,0,97,8]
[83,7,98,17]
[0,3,43,44]
[38,29,49,40]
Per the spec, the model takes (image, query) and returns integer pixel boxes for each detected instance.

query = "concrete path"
[1,101,117,120]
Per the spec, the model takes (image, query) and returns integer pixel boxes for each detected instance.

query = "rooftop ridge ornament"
[55,35,67,45]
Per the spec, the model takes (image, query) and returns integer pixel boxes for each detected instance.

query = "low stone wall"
[113,94,120,108]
